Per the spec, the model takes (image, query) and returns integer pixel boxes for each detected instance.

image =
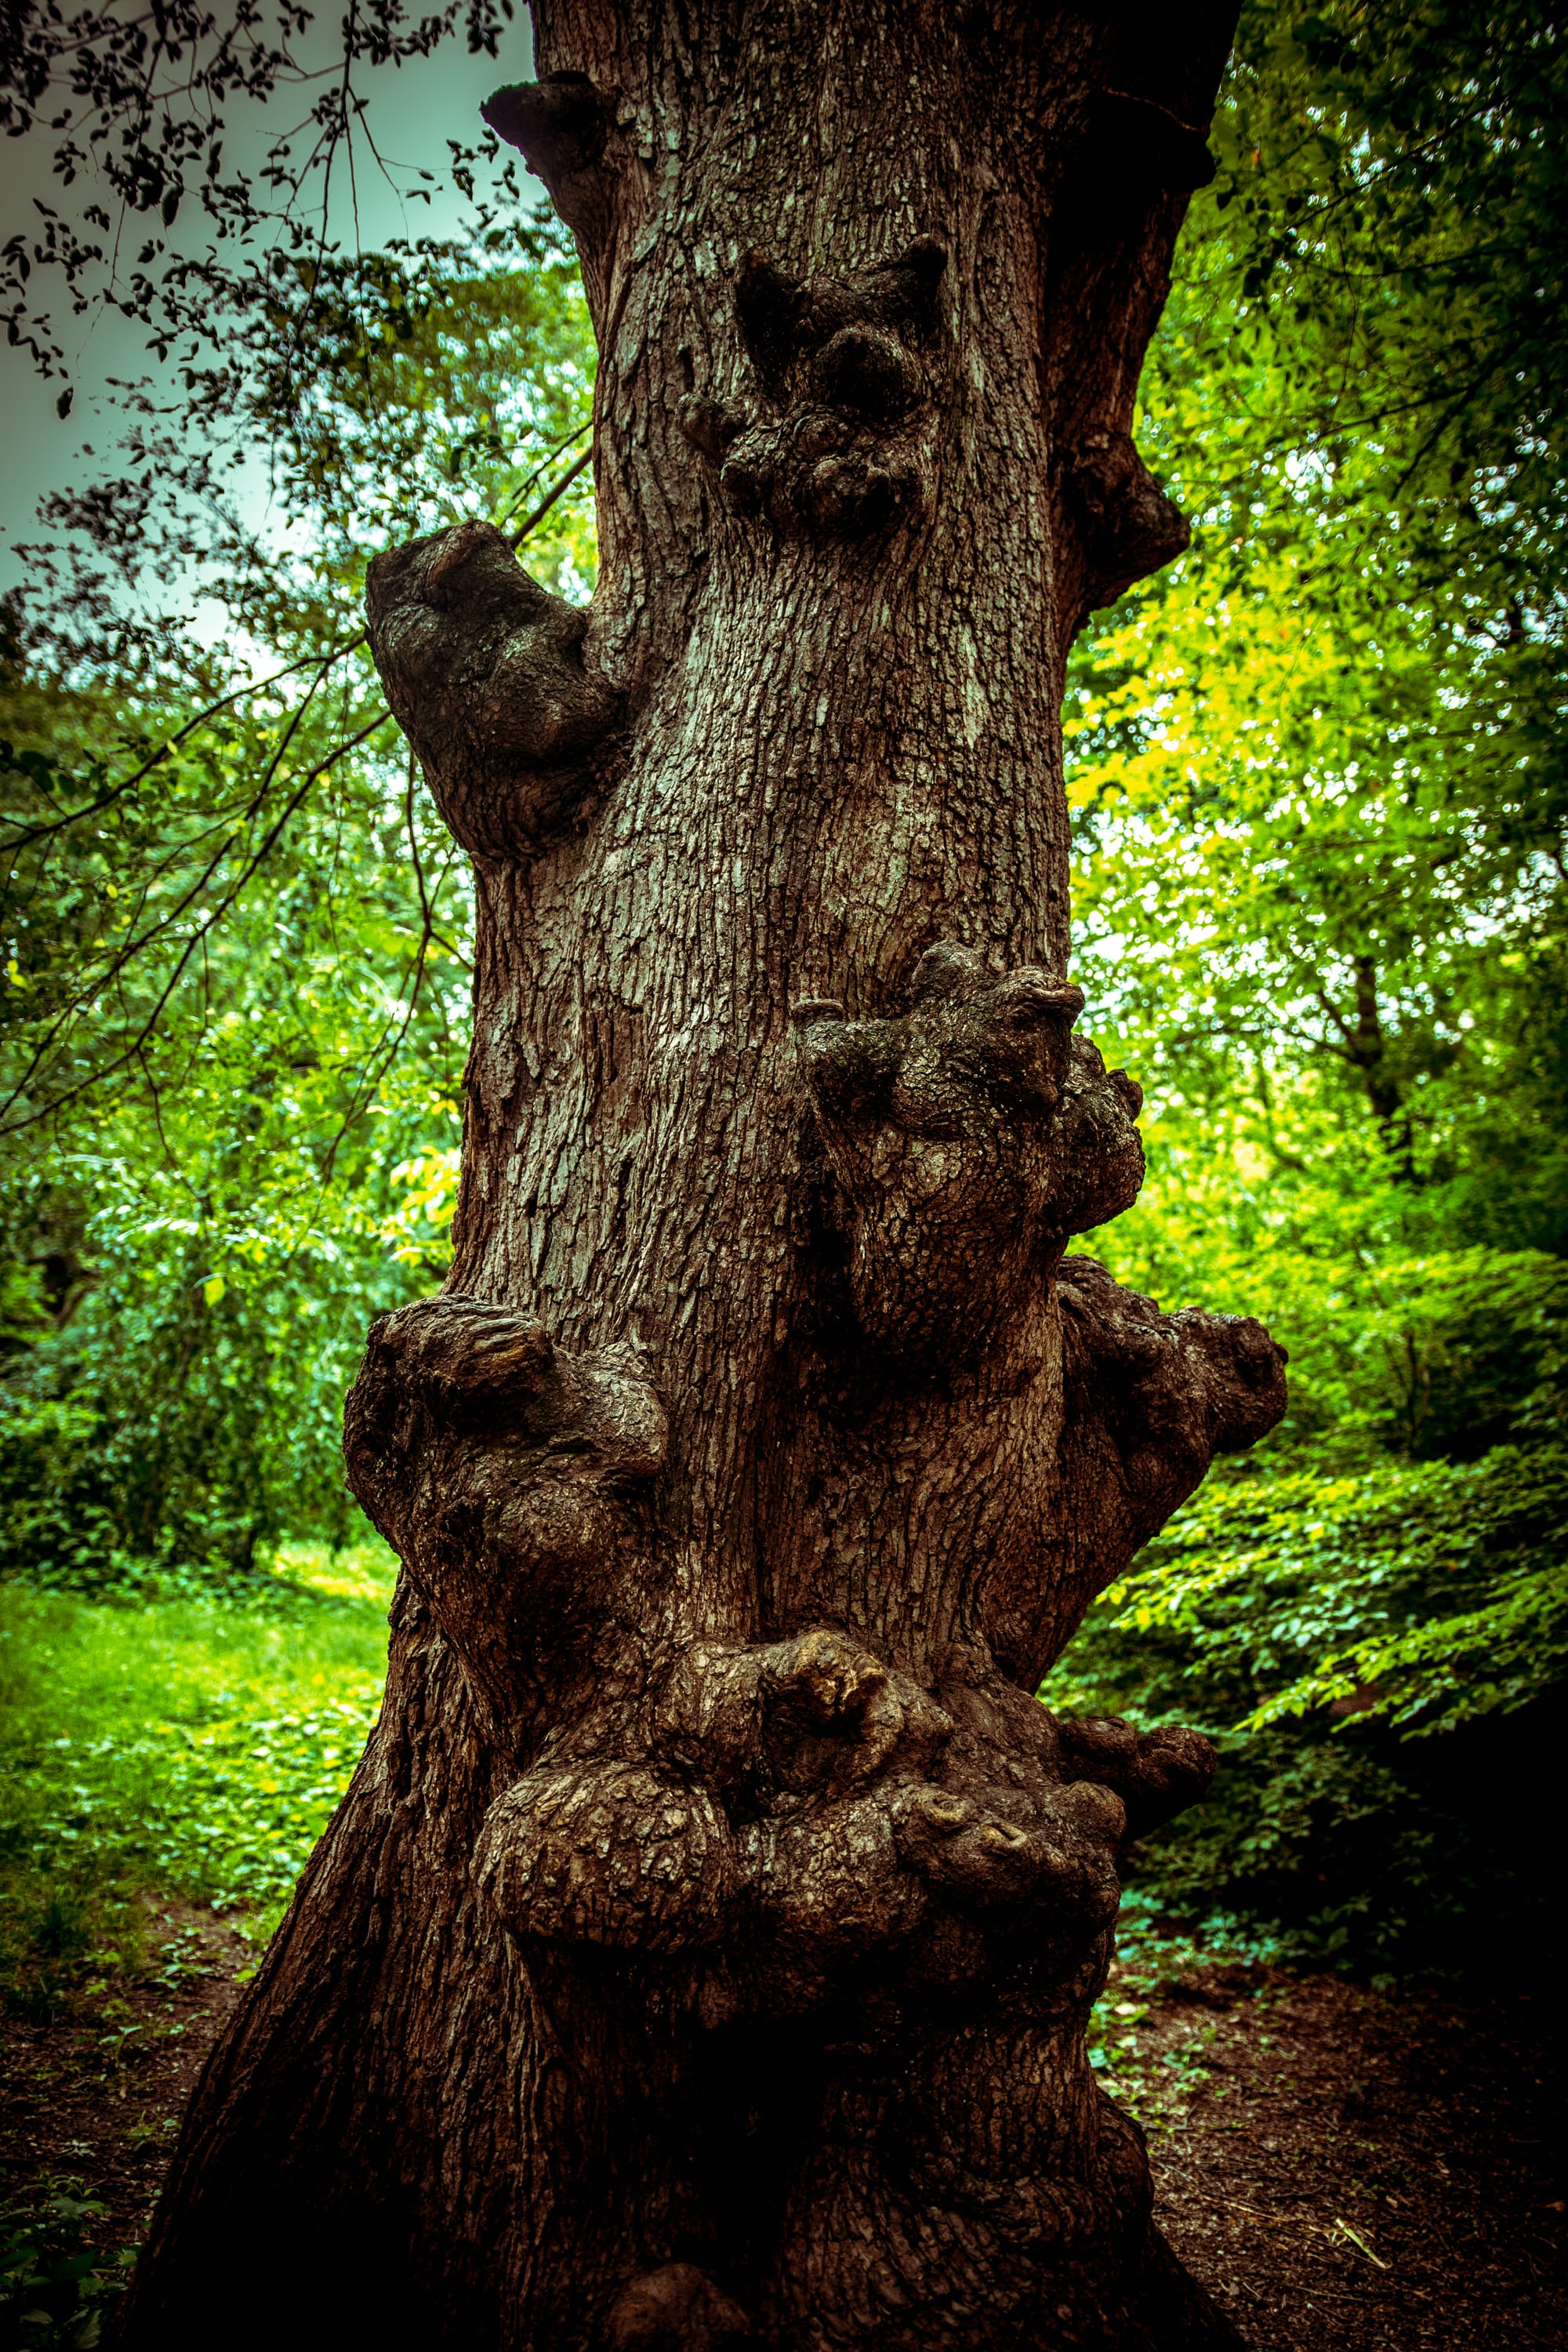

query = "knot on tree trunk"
[1064,428,1191,615]
[794,940,1142,1369]
[481,73,620,245]
[678,236,947,542]
[343,1294,666,1755]
[964,1252,1291,1681]
[1058,1251,1290,1477]
[1053,1714,1218,1843]
[740,1651,1225,2347]
[470,1599,1208,2021]
[365,520,624,858]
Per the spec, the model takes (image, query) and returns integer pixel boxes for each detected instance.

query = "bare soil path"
[2,1928,1562,2347]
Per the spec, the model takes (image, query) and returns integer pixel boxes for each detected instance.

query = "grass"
[0,1544,395,2014]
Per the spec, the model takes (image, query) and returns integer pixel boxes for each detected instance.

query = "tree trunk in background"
[117,5,1287,2347]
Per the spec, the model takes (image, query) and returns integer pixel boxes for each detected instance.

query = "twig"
[0,711,390,1134]
[509,447,593,548]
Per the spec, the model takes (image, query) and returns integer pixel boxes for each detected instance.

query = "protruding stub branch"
[481,74,618,245]
[1073,89,1218,205]
[366,520,624,860]
[1057,1253,1288,1482]
[987,1252,1290,1674]
[1046,8,1230,633]
[343,1295,664,1751]
[795,941,1142,1367]
[1065,429,1191,612]
[964,1253,1287,1687]
[1051,1714,1217,1843]
[679,235,949,543]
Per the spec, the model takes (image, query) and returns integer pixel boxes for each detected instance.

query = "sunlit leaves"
[0,198,597,1570]
[1072,0,1568,1250]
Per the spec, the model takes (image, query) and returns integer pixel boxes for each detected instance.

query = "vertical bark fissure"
[116,9,1290,2350]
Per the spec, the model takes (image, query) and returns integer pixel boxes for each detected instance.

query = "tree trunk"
[115,5,1286,2347]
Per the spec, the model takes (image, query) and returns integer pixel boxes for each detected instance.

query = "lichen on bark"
[114,5,1284,2348]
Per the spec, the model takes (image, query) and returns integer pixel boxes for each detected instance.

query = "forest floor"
[1120,1957,1565,2349]
[1,1925,1561,2349]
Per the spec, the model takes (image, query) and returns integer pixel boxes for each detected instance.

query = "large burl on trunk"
[117,5,1285,2347]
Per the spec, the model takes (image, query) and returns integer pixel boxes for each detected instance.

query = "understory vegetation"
[0,1548,393,2014]
[3,0,1566,2005]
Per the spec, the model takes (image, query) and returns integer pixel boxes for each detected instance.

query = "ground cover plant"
[0,1548,394,2020]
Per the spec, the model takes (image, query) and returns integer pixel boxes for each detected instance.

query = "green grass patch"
[0,1546,394,2013]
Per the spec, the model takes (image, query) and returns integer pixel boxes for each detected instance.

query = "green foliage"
[1072,0,1568,1240]
[246,224,597,597]
[1051,1434,1568,1731]
[1044,1234,1568,1973]
[0,1549,394,2014]
[1051,2,1568,1977]
[2,202,594,1588]
[0,1091,459,1580]
[3,2,522,390]
[0,2181,134,2351]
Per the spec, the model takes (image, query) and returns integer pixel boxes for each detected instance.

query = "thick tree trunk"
[116,5,1285,2348]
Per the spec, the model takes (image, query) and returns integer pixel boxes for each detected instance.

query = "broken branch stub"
[365,520,624,860]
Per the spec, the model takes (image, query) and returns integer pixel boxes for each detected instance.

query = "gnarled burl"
[117,5,1279,2349]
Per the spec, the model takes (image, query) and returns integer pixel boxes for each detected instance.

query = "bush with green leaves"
[1045,1250,1568,1974]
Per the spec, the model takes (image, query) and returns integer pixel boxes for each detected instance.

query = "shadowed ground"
[2,1921,1561,2350]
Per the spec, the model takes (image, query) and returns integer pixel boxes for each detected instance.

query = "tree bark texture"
[116,5,1286,2347]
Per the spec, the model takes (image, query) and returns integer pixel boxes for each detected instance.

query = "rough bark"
[115,5,1286,2347]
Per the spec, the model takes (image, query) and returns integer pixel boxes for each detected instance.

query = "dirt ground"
[1121,1962,1566,2349]
[0,1905,249,2260]
[2,1921,1563,2347]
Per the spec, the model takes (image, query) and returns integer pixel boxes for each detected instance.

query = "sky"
[0,9,548,606]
